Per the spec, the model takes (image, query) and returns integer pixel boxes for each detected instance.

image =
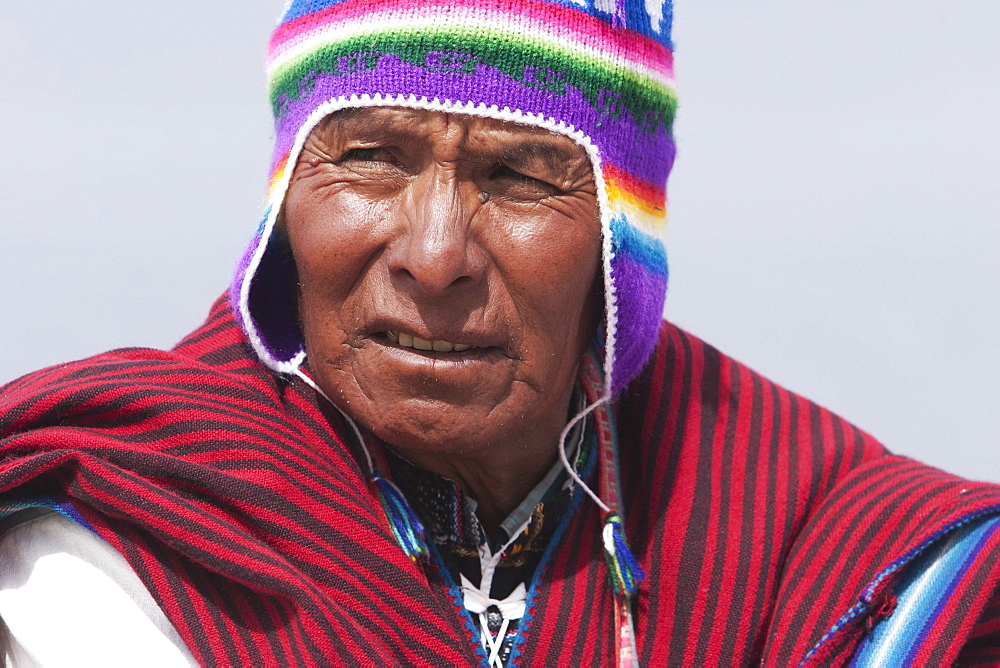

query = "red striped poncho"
[2,296,1000,665]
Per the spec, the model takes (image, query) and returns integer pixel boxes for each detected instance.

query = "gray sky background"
[2,1,998,481]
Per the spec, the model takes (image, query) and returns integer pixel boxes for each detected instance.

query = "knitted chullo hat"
[232,0,676,398]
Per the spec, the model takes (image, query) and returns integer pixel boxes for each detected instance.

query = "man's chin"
[360,398,511,455]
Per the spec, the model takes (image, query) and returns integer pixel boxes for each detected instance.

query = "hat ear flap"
[250,227,304,364]
[232,224,306,372]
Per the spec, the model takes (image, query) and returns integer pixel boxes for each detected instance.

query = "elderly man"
[3,0,1000,666]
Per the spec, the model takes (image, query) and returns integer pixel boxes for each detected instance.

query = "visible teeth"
[387,331,474,353]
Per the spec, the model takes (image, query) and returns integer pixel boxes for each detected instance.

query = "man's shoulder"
[630,320,865,416]
[618,319,1000,506]
[0,294,276,431]
[619,320,1000,663]
[0,296,263,398]
[619,319,885,460]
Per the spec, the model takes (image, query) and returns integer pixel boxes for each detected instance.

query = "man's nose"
[387,171,487,295]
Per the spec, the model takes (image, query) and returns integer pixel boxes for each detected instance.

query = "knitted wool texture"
[232,0,677,396]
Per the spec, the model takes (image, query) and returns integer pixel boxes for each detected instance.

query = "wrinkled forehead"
[306,106,592,166]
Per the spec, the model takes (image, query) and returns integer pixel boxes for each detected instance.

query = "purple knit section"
[610,251,667,394]
[271,56,675,187]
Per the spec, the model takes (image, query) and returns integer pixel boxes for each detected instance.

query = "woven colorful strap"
[0,496,93,532]
[850,513,1000,666]
[580,350,644,666]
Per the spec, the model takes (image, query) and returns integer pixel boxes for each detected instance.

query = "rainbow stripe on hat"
[234,0,676,396]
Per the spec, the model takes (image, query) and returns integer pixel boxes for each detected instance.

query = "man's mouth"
[385,330,473,353]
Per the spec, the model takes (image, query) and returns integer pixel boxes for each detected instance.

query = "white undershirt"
[0,511,195,667]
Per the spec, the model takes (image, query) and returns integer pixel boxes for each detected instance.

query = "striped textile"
[2,296,1000,665]
[233,0,677,397]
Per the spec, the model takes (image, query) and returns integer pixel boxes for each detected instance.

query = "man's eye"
[491,164,534,182]
[339,147,398,164]
[490,164,559,197]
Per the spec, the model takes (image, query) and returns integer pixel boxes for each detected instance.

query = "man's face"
[284,107,602,459]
